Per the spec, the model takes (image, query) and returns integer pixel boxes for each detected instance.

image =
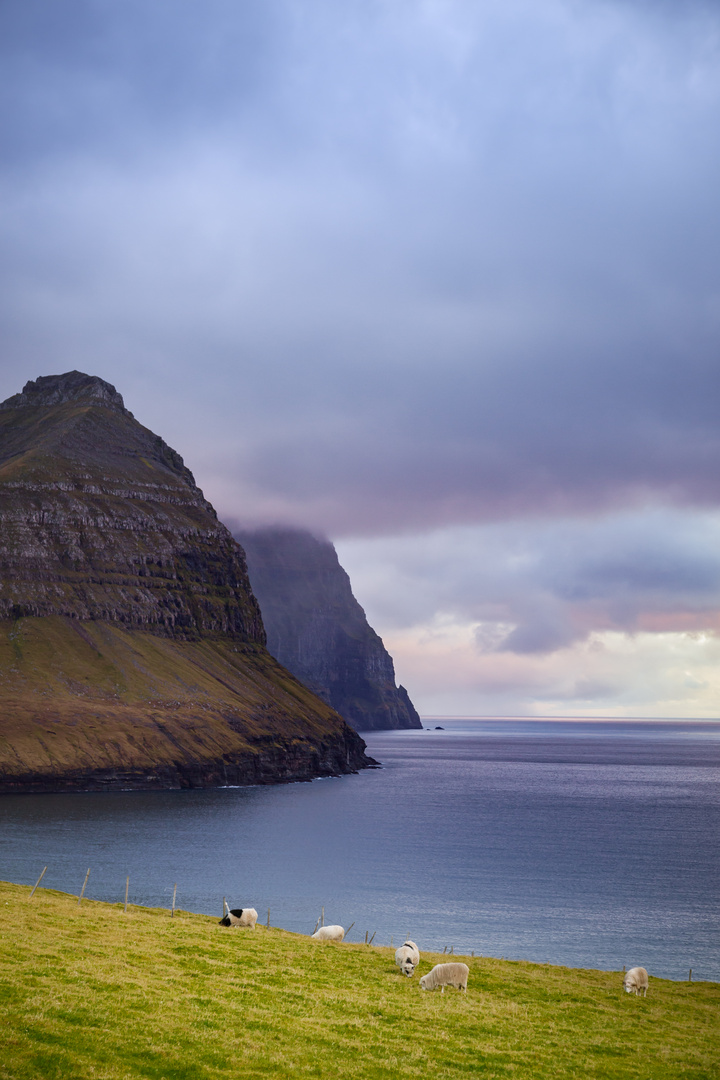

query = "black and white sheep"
[419,962,469,992]
[395,940,420,977]
[311,924,345,942]
[623,967,649,997]
[219,902,258,929]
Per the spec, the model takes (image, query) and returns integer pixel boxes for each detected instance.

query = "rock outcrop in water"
[0,371,374,792]
[234,527,422,732]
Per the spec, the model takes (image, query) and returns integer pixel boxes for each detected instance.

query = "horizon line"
[418,715,720,722]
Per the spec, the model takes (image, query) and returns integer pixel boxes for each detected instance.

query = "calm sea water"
[1,719,718,982]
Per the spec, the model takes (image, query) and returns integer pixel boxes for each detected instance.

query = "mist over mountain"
[234,526,421,732]
[0,371,372,792]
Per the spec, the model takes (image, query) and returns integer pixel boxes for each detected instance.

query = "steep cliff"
[0,371,373,792]
[234,527,422,731]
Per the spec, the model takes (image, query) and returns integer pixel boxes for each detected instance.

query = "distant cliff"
[234,527,422,732]
[0,371,374,792]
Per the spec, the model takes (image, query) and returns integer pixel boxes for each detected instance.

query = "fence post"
[29,867,47,899]
[124,876,129,914]
[78,868,90,906]
[171,883,177,918]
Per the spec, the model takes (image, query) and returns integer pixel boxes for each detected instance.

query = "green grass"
[0,881,717,1079]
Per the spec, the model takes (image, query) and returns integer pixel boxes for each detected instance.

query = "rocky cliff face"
[0,370,263,639]
[234,527,422,731]
[0,372,374,792]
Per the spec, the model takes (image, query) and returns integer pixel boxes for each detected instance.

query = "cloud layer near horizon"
[1,0,719,714]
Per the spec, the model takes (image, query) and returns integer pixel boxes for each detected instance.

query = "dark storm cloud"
[0,0,719,538]
[0,0,277,164]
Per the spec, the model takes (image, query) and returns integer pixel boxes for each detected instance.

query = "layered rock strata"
[0,371,374,792]
[235,526,422,731]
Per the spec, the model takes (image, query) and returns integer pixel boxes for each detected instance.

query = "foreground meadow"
[0,880,717,1079]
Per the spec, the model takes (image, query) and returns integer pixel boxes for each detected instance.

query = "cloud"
[338,509,720,643]
[1,0,719,537]
[335,508,720,712]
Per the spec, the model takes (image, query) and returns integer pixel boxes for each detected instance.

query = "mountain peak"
[0,371,131,415]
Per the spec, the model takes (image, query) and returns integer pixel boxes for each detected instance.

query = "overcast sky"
[2,0,719,716]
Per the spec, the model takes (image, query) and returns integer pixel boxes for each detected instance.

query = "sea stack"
[234,526,422,731]
[0,371,374,792]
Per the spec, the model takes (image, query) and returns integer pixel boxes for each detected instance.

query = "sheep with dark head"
[219,902,258,929]
[395,940,420,977]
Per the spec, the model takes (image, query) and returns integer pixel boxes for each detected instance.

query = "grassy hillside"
[0,881,717,1079]
[0,617,368,790]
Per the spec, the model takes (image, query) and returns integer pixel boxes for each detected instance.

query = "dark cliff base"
[0,731,374,795]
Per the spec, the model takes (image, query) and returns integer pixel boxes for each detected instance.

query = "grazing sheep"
[395,940,420,977]
[219,903,258,929]
[420,962,469,993]
[623,967,649,997]
[311,924,345,942]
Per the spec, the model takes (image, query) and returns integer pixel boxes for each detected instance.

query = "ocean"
[1,718,718,982]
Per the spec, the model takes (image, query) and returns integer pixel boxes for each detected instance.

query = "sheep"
[219,902,258,929]
[623,967,649,997]
[311,924,345,942]
[395,940,420,977]
[420,962,469,993]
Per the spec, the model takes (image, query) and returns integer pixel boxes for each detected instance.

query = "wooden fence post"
[124,876,129,914]
[171,883,177,918]
[29,867,47,899]
[78,868,90,906]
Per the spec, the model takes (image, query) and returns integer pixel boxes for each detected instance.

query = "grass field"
[0,880,717,1079]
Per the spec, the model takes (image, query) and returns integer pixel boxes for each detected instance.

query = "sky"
[1,0,719,717]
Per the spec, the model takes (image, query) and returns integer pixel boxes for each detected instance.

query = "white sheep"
[395,940,420,977]
[219,903,258,929]
[311,924,345,942]
[623,967,649,997]
[420,962,469,993]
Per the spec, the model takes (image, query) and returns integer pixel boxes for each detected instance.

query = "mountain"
[0,371,374,792]
[234,527,422,731]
